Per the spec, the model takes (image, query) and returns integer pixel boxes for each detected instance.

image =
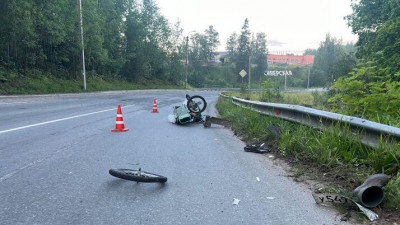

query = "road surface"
[0,90,350,224]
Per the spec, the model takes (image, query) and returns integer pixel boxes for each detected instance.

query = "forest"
[0,0,185,84]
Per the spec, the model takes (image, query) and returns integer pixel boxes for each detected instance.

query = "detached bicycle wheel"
[187,95,207,113]
[109,168,167,183]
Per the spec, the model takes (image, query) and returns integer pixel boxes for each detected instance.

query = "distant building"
[209,52,314,66]
[198,52,229,66]
[267,54,314,66]
[215,51,229,63]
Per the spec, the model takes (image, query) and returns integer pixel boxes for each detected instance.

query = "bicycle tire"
[187,95,207,113]
[109,169,167,183]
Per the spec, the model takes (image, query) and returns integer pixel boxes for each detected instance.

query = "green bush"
[329,61,400,125]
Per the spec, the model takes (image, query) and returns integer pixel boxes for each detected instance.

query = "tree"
[0,0,134,80]
[253,32,268,84]
[346,0,393,34]
[310,34,348,86]
[226,33,238,56]
[0,0,18,69]
[236,18,251,83]
[189,26,219,64]
[0,0,39,71]
[331,43,357,81]
[328,0,400,122]
[97,0,132,75]
[204,26,220,61]
[346,0,400,59]
[186,26,220,88]
[123,0,172,81]
[329,61,400,122]
[359,18,400,75]
[303,49,317,55]
[165,21,184,84]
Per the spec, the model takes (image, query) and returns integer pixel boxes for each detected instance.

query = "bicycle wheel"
[187,95,207,113]
[109,169,167,183]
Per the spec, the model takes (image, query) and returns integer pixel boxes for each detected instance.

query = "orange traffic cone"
[152,99,159,113]
[112,105,129,132]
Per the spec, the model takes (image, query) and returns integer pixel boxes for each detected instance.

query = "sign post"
[248,55,251,89]
[239,69,247,84]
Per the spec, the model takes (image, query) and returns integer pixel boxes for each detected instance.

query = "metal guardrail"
[200,87,327,92]
[220,94,400,148]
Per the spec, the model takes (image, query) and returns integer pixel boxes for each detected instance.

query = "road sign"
[239,69,247,78]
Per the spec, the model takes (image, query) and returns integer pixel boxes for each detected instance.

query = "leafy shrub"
[329,61,400,125]
[311,90,332,109]
[260,79,282,102]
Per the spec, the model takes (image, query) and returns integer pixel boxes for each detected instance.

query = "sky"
[156,0,358,54]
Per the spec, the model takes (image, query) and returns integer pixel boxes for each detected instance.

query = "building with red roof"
[267,54,314,66]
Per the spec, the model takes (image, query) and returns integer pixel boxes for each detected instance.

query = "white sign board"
[239,69,247,78]
[264,70,293,76]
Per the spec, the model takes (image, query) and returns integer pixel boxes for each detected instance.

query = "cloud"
[267,40,286,47]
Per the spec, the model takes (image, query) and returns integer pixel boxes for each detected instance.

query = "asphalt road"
[0,90,350,225]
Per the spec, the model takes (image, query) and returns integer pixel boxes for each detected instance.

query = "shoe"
[254,147,270,154]
[244,143,271,154]
[244,145,258,152]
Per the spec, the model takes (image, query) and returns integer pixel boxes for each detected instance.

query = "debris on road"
[267,125,281,139]
[353,173,390,208]
[312,193,379,221]
[168,114,176,123]
[203,116,231,128]
[232,198,240,205]
[256,177,260,182]
[244,143,271,154]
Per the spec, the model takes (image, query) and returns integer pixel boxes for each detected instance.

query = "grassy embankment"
[0,70,180,95]
[216,91,400,215]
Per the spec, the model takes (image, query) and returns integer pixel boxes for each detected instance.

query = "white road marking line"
[0,105,135,135]
[0,141,75,182]
[0,157,44,182]
[0,101,29,105]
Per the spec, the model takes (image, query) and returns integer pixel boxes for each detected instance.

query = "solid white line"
[0,105,134,135]
[0,101,29,105]
[0,157,44,182]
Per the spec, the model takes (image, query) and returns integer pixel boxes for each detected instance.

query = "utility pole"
[284,65,287,90]
[248,55,251,89]
[185,36,189,89]
[184,31,195,89]
[307,65,311,89]
[78,0,86,90]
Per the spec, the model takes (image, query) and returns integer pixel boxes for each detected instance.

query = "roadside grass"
[216,96,400,211]
[226,91,322,108]
[225,90,400,126]
[0,71,181,95]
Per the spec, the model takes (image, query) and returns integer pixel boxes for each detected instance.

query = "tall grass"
[224,90,400,127]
